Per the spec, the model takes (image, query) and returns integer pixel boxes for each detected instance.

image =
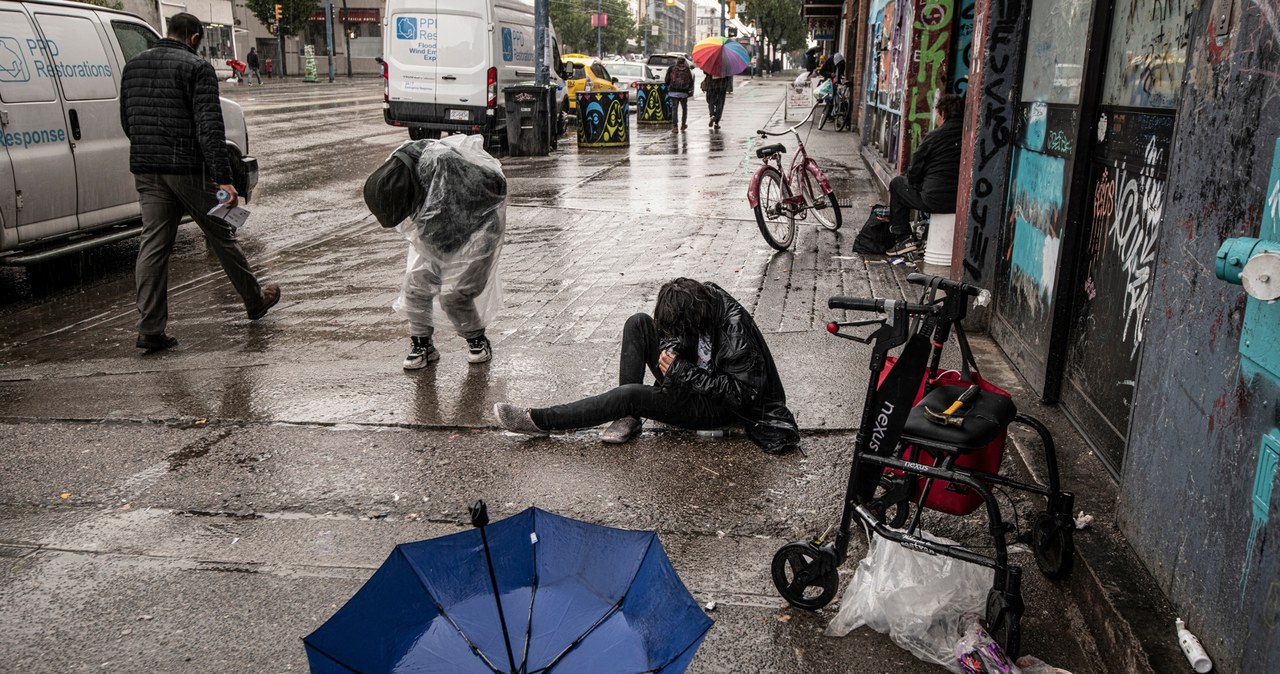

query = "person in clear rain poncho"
[393,134,506,369]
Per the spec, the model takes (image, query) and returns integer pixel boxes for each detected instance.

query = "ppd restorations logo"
[395,17,417,40]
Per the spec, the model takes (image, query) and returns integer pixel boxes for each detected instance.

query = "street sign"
[591,13,608,27]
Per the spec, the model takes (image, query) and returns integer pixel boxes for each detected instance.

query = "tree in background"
[550,0,635,56]
[744,0,809,69]
[246,0,322,38]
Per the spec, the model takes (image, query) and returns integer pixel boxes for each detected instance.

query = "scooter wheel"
[1032,511,1075,580]
[985,587,1023,658]
[771,542,840,610]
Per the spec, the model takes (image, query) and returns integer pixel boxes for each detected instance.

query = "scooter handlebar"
[906,273,982,296]
[828,296,936,315]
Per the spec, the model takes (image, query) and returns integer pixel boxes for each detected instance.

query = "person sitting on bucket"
[494,278,800,453]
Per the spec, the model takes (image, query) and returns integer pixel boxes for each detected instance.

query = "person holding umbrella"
[703,74,730,129]
[691,35,752,123]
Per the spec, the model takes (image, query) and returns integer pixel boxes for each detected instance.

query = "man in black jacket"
[494,278,800,454]
[120,13,279,352]
[886,93,965,256]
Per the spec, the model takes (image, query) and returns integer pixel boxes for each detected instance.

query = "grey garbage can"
[504,84,555,156]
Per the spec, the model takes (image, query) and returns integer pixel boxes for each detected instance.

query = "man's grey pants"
[134,173,263,336]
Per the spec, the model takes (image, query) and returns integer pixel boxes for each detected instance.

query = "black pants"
[706,89,726,123]
[669,96,688,128]
[888,176,932,236]
[530,313,736,431]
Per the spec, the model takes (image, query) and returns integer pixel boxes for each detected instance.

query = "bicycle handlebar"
[756,103,821,138]
[828,296,935,315]
[906,273,982,296]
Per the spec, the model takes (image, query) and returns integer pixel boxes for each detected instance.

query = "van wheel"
[409,128,440,140]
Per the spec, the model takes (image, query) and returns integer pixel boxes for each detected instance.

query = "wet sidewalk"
[0,78,1106,673]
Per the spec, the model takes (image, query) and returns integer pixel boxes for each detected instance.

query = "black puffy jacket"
[906,116,963,211]
[119,38,231,184]
[664,283,800,454]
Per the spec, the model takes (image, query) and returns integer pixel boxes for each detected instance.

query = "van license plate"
[448,110,468,121]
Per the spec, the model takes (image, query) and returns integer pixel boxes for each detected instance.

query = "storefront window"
[201,23,233,61]
[1020,0,1093,104]
[1100,1,1192,108]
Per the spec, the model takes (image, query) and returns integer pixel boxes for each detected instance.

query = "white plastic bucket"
[923,213,956,267]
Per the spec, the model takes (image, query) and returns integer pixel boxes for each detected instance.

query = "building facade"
[820,0,1280,669]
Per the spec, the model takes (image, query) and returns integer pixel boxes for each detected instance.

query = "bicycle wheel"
[754,166,796,250]
[818,100,831,130]
[799,169,842,231]
[836,102,850,131]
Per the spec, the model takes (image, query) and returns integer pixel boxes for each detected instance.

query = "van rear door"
[387,0,438,105]
[434,1,488,114]
[32,5,136,231]
[0,5,78,244]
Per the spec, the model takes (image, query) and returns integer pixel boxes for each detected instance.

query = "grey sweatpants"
[134,172,263,336]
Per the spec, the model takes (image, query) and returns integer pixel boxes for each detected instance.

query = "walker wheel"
[1032,511,1075,580]
[870,474,912,529]
[771,542,840,610]
[985,587,1023,658]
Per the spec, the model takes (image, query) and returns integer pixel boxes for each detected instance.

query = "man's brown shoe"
[136,333,178,352]
[247,284,281,320]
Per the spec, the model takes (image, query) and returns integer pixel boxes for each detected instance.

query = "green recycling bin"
[504,84,556,156]
[576,91,629,148]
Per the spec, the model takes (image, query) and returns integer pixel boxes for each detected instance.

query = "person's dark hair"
[937,93,965,121]
[167,13,204,41]
[654,278,715,338]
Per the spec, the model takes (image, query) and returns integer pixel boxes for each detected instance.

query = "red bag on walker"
[877,358,1009,516]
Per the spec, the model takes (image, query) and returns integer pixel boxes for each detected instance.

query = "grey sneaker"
[601,416,643,444]
[403,336,440,370]
[493,403,549,437]
[467,334,492,364]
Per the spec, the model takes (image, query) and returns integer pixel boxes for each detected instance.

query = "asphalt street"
[0,78,1102,673]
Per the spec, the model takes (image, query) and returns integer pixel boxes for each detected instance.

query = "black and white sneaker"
[467,335,492,364]
[403,336,439,370]
[886,237,920,256]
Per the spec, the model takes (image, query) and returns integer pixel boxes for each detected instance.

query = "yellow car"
[560,54,618,112]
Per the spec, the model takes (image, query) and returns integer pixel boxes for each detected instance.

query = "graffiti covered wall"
[1121,0,1280,669]
[898,0,955,169]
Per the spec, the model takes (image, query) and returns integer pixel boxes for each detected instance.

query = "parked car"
[604,61,657,105]
[0,0,256,265]
[560,54,618,112]
[646,52,697,80]
[381,0,568,146]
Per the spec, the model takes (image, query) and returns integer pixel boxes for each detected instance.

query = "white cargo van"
[381,0,567,145]
[0,0,256,265]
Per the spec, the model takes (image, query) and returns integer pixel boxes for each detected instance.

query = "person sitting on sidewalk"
[886,93,965,256]
[493,278,800,454]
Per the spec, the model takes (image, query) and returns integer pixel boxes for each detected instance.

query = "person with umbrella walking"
[703,74,730,129]
[664,56,694,133]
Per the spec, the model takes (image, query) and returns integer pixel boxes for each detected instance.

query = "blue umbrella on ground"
[304,501,713,673]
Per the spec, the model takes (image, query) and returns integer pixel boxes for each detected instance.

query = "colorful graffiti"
[960,0,1027,284]
[905,0,955,153]
[1007,149,1065,314]
[636,83,672,124]
[576,92,629,147]
[950,0,976,94]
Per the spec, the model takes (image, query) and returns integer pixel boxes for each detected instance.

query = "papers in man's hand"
[207,202,251,229]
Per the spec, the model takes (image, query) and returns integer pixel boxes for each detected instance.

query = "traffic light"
[665,0,675,6]
[273,3,282,21]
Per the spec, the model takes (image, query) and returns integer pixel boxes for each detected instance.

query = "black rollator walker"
[771,273,1076,657]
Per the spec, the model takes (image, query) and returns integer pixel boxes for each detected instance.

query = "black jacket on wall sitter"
[906,116,964,211]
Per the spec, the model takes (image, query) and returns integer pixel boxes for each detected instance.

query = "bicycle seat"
[756,143,786,158]
[900,385,1018,453]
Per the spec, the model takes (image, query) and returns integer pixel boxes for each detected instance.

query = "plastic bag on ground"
[826,532,993,672]
[393,134,506,335]
[955,613,1019,673]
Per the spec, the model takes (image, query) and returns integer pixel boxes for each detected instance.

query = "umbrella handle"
[469,500,490,528]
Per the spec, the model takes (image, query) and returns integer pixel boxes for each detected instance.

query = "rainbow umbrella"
[691,36,751,78]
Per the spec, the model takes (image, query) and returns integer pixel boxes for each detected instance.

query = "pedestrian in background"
[703,75,729,130]
[494,277,800,454]
[119,12,280,353]
[664,56,694,133]
[246,47,262,85]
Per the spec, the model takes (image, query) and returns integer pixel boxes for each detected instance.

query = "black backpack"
[363,141,426,228]
[670,65,693,93]
[853,204,894,254]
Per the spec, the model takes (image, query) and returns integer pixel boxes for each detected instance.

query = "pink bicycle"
[746,105,842,250]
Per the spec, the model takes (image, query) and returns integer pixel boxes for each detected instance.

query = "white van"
[381,0,567,145]
[0,0,256,265]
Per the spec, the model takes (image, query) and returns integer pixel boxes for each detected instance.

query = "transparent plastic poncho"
[393,134,506,337]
